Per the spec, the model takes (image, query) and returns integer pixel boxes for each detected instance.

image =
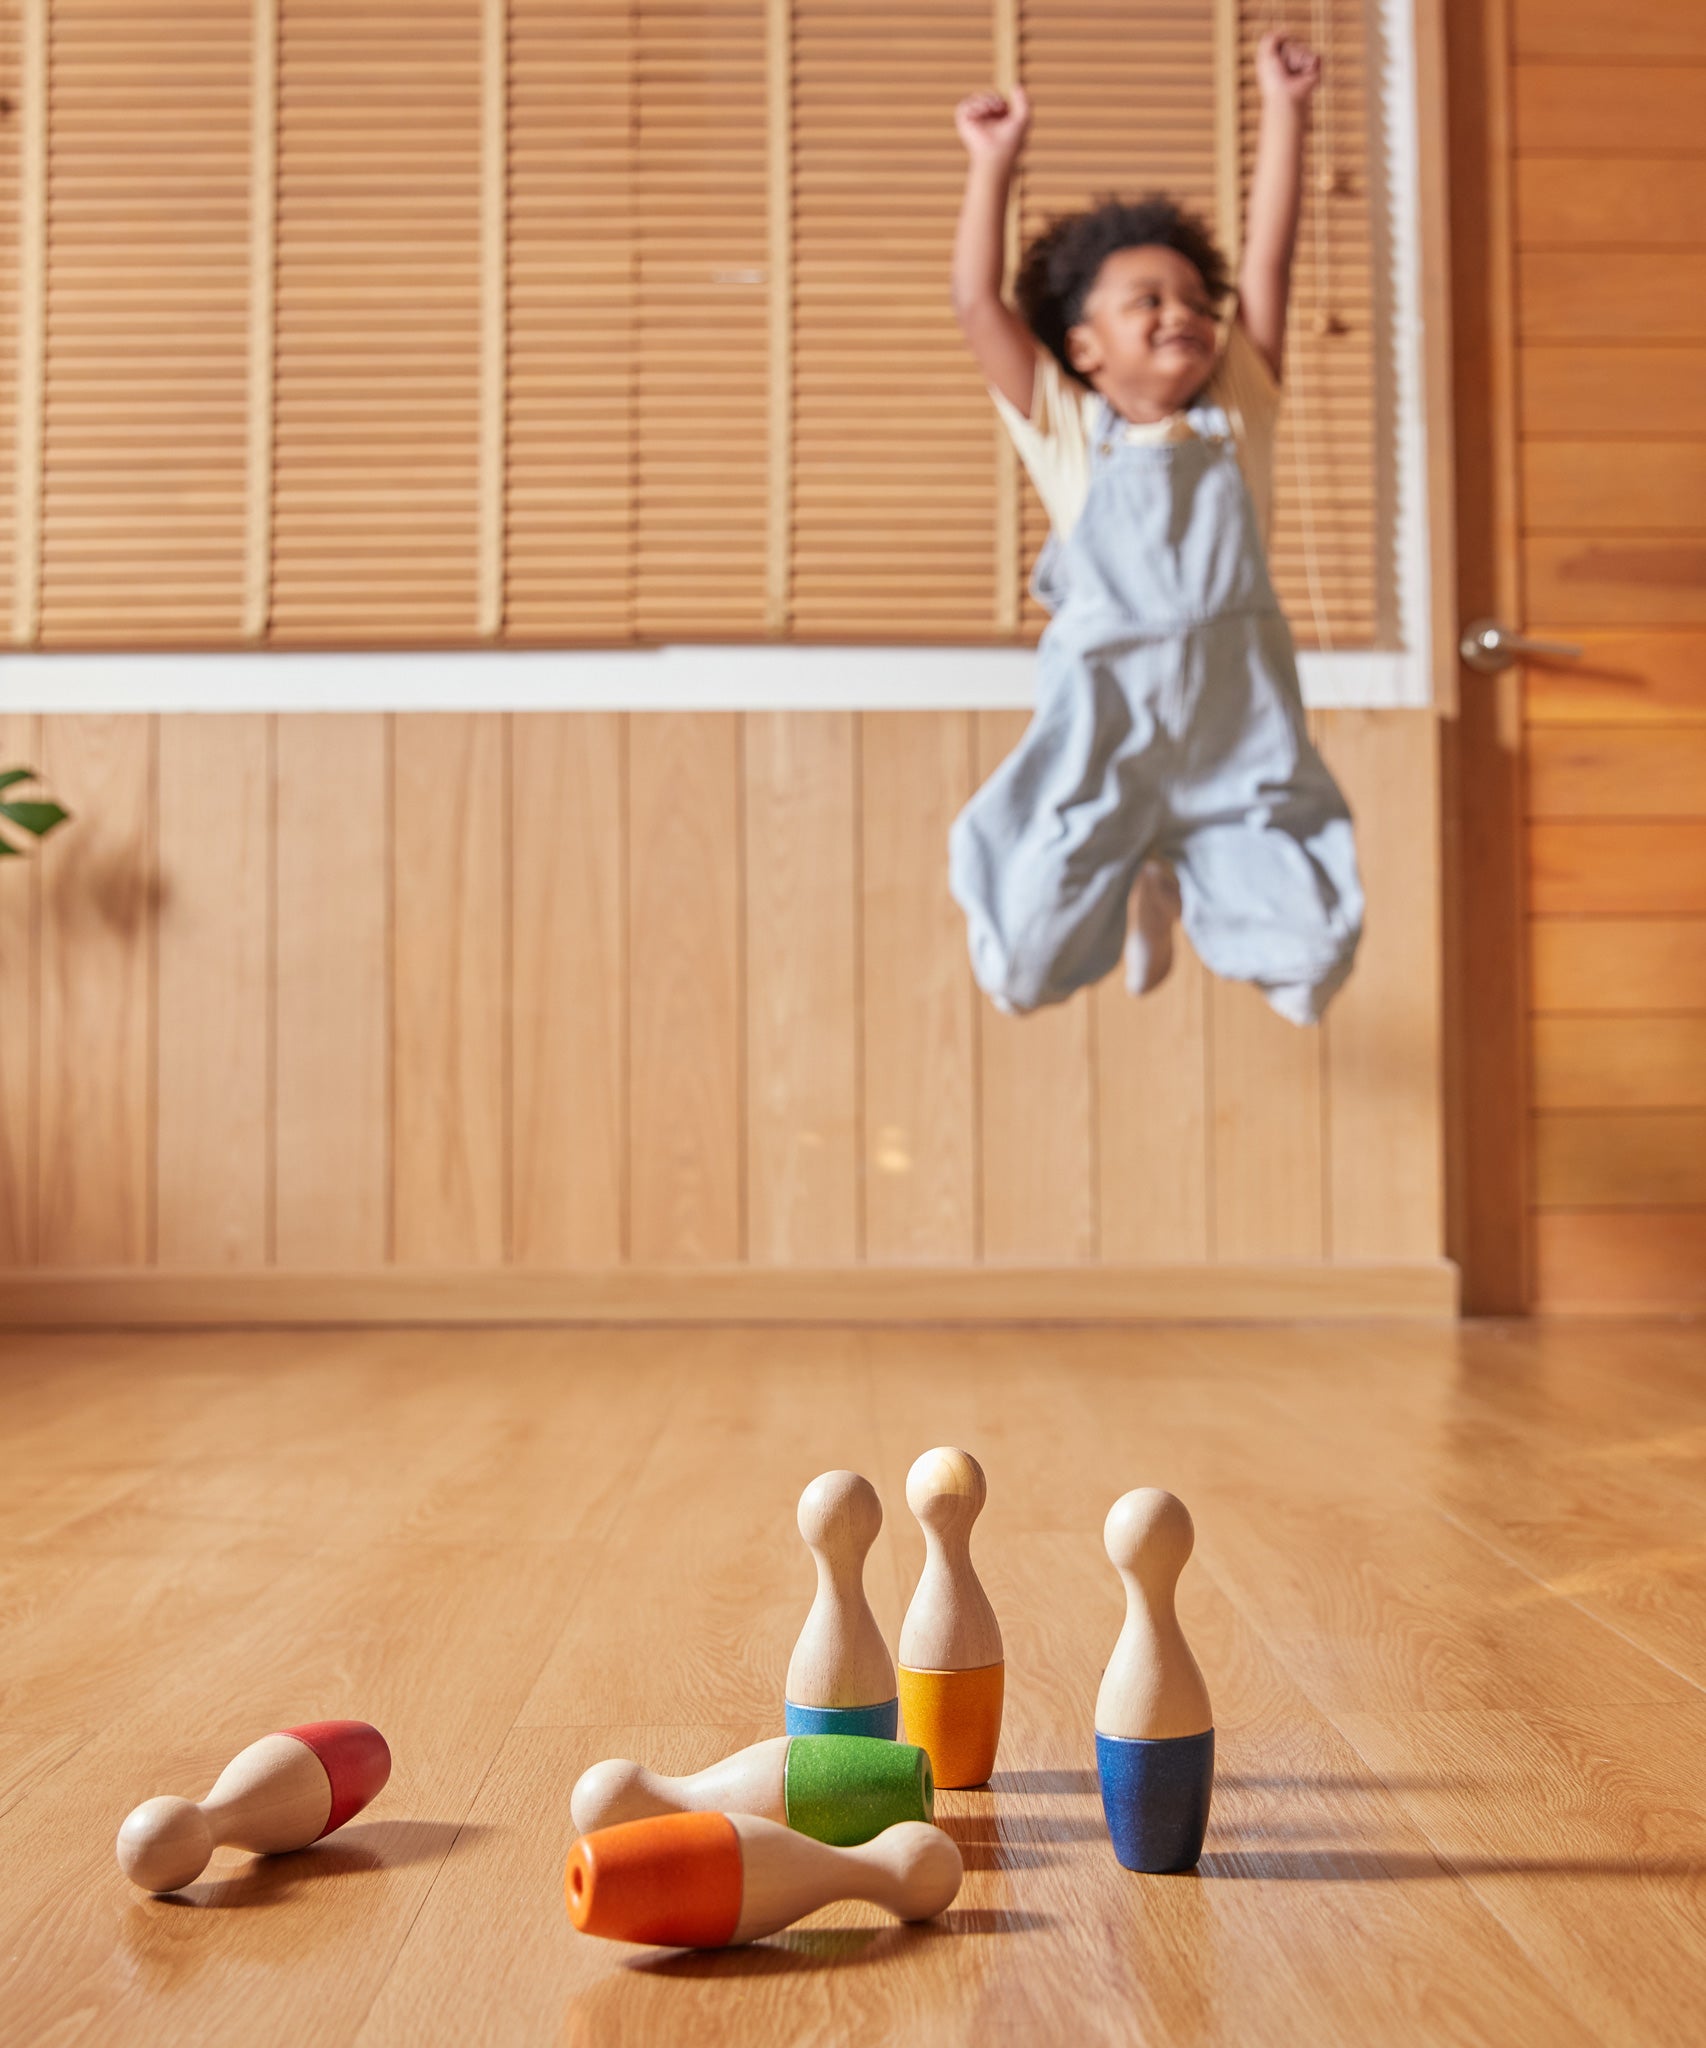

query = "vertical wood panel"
[393,713,507,1265]
[1211,977,1325,1261]
[274,712,388,1266]
[511,712,626,1268]
[0,713,41,1263]
[36,716,153,1265]
[1096,947,1212,1262]
[1320,711,1443,1260]
[974,709,1094,1263]
[628,712,742,1264]
[744,710,858,1265]
[861,711,976,1263]
[155,716,271,1265]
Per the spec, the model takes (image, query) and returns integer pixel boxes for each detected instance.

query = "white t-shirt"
[987,316,1283,552]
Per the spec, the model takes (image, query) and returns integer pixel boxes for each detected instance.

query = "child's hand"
[955,86,1031,166]
[1256,32,1322,105]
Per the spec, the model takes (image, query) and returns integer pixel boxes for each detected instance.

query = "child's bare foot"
[1124,860,1181,995]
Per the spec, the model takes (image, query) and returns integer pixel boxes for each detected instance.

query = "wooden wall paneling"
[154,716,270,1265]
[510,712,626,1268]
[1514,159,1706,252]
[1518,254,1706,348]
[0,0,21,621]
[270,0,482,640]
[274,712,389,1266]
[860,711,976,1263]
[627,713,742,1264]
[37,1,251,645]
[504,0,634,641]
[743,710,858,1266]
[0,712,40,1263]
[1510,0,1706,61]
[392,714,507,1265]
[1209,973,1326,1261]
[1320,711,1443,1261]
[973,709,1094,1264]
[36,716,154,1264]
[1522,443,1706,537]
[1095,941,1212,1264]
[1523,541,1706,631]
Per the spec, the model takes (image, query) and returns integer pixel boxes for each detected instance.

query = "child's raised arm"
[1239,32,1322,381]
[950,87,1037,419]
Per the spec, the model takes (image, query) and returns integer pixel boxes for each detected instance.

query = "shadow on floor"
[151,1819,488,1908]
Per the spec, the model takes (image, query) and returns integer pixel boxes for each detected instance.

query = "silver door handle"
[1459,619,1584,673]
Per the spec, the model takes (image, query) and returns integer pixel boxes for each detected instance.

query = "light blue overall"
[948,394,1363,1027]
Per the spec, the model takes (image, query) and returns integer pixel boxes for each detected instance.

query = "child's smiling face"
[1064,244,1221,422]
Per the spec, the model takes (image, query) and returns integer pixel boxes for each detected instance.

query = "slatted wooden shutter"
[3,0,1386,651]
[791,0,998,639]
[270,0,483,641]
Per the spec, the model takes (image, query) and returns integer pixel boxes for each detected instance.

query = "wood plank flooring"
[1,1320,1704,2044]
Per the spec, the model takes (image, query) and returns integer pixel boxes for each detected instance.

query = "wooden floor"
[3,1321,1705,2045]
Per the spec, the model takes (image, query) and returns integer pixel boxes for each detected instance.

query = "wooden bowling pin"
[572,1732,933,1846]
[115,1720,392,1893]
[898,1446,1004,1787]
[565,1811,961,1947]
[1095,1488,1213,1872]
[784,1470,898,1740]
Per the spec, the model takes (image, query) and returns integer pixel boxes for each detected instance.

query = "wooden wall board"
[1532,1015,1706,1110]
[1210,976,1325,1261]
[973,710,1095,1265]
[1319,710,1444,1261]
[35,716,153,1266]
[1523,541,1706,630]
[627,712,743,1264]
[510,712,626,1268]
[1095,947,1213,1263]
[1519,350,1706,440]
[860,710,978,1264]
[391,714,508,1265]
[274,712,389,1267]
[1512,0,1706,59]
[743,710,859,1266]
[1513,65,1704,154]
[1514,158,1706,251]
[1520,442,1706,537]
[154,716,270,1266]
[1517,254,1706,346]
[0,713,40,1264]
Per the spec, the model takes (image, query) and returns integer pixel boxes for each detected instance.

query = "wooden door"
[1447,0,1706,1313]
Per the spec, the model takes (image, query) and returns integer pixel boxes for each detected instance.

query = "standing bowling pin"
[572,1733,933,1846]
[784,1470,898,1740]
[898,1446,1004,1787]
[1094,1489,1214,1872]
[566,1811,961,1947]
[116,1719,392,1893]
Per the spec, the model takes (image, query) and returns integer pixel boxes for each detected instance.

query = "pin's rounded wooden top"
[1103,1487,1194,1586]
[905,1447,986,1533]
[797,1469,882,1556]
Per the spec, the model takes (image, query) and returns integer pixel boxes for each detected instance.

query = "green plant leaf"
[0,837,21,856]
[0,799,68,837]
[0,768,37,794]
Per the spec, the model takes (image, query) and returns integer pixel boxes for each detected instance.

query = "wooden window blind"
[3,0,1384,651]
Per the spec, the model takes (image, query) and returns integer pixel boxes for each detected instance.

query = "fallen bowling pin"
[565,1811,961,1947]
[1095,1488,1214,1873]
[116,1720,392,1893]
[571,1732,933,1846]
[784,1470,899,1740]
[898,1446,1004,1788]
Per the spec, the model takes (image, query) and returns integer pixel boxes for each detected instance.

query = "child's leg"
[949,679,1171,1014]
[1171,810,1364,1024]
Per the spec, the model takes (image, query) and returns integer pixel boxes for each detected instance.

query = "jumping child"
[947,33,1363,1027]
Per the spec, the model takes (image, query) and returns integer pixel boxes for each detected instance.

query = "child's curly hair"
[1015,195,1232,390]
